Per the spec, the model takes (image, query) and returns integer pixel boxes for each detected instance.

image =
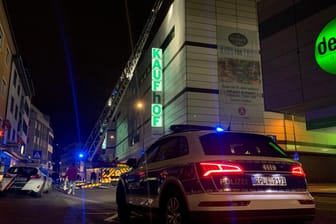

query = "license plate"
[251,175,287,186]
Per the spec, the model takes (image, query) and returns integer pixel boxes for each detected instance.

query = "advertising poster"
[217,26,264,126]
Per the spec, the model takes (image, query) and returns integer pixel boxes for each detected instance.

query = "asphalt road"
[0,186,335,224]
[0,187,117,224]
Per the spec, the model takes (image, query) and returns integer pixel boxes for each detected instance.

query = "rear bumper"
[188,191,315,211]
[189,208,315,224]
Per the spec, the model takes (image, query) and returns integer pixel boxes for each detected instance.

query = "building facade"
[0,0,15,122]
[258,0,336,131]
[0,0,20,180]
[107,0,336,182]
[5,56,34,154]
[26,105,54,168]
[257,0,336,182]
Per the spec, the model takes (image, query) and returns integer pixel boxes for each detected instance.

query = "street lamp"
[135,100,145,151]
[136,101,144,110]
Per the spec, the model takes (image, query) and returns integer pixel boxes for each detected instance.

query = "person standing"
[65,162,78,195]
[90,171,97,184]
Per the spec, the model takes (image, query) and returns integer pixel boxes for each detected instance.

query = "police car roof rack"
[170,124,215,133]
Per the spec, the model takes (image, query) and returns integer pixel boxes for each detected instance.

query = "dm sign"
[315,17,336,75]
[151,48,163,127]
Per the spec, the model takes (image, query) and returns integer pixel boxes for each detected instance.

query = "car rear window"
[8,167,38,176]
[199,132,288,158]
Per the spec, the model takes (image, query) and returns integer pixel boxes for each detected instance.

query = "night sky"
[4,0,156,148]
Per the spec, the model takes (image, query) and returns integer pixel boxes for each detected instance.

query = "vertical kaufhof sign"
[151,48,163,127]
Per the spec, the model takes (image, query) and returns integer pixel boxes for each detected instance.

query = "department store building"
[110,0,336,182]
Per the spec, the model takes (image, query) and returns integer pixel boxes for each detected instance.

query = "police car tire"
[162,190,188,224]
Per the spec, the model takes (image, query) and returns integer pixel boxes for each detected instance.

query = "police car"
[116,125,315,224]
[0,163,52,197]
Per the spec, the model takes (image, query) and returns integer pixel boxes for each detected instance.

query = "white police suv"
[0,163,52,197]
[116,125,315,224]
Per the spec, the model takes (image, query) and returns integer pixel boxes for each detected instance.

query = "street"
[0,187,336,224]
[314,195,336,224]
[0,187,117,224]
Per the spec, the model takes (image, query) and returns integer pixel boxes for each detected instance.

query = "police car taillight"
[291,165,306,177]
[30,174,42,179]
[198,162,243,177]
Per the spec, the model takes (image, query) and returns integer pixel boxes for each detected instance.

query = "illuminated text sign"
[151,48,163,127]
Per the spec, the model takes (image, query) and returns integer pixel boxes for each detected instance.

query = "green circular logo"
[315,17,336,75]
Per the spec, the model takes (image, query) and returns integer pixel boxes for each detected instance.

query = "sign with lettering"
[217,26,264,126]
[315,17,336,75]
[151,48,163,127]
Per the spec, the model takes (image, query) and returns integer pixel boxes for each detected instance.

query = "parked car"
[0,163,52,197]
[116,124,315,224]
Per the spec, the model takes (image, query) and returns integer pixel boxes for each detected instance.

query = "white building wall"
[186,0,217,44]
[163,47,187,132]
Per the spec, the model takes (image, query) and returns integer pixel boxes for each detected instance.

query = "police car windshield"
[200,132,288,158]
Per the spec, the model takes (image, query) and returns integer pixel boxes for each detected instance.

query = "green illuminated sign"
[151,104,162,127]
[151,48,163,127]
[315,17,336,75]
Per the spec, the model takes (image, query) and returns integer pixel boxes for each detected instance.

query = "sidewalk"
[308,183,336,196]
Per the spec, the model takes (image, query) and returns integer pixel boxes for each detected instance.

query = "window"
[0,28,3,49]
[1,78,6,97]
[10,96,14,113]
[48,134,54,145]
[24,101,29,114]
[23,121,28,134]
[138,143,160,166]
[5,48,10,65]
[139,136,189,165]
[15,105,18,120]
[13,71,18,87]
[17,84,21,96]
[20,96,24,110]
[153,136,188,162]
[17,120,21,132]
[160,27,175,51]
[11,129,16,141]
[200,133,288,158]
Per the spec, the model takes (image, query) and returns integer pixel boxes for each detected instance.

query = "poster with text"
[217,26,264,128]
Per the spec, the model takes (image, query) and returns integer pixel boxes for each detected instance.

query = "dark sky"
[4,0,156,148]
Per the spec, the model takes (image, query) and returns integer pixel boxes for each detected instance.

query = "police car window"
[138,143,160,165]
[176,136,188,157]
[200,133,287,157]
[153,138,176,162]
[152,136,188,162]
